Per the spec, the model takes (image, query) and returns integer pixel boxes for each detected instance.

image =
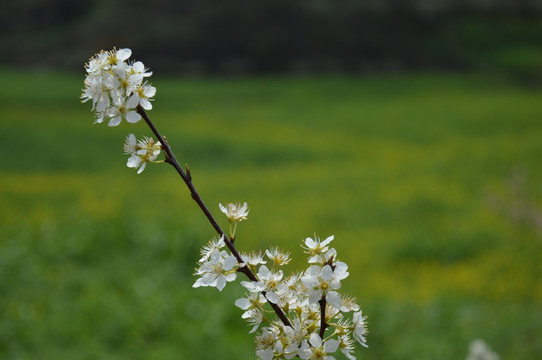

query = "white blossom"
[338,294,360,313]
[241,251,267,268]
[123,134,162,174]
[299,333,340,360]
[129,82,156,110]
[338,334,356,360]
[199,236,226,262]
[219,202,249,222]
[235,292,267,333]
[266,246,291,267]
[283,318,308,358]
[255,326,283,359]
[193,248,238,291]
[303,235,334,263]
[241,265,283,304]
[301,265,342,308]
[352,311,368,348]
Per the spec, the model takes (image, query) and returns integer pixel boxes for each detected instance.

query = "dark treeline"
[1,0,541,76]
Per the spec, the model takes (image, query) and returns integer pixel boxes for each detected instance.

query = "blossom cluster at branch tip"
[81,48,156,126]
[193,220,369,360]
[123,134,163,174]
[82,48,163,174]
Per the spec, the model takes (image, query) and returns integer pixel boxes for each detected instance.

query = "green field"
[1,68,541,359]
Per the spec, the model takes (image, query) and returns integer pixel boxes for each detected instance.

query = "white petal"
[136,162,146,174]
[125,111,141,123]
[298,343,311,360]
[321,235,334,247]
[241,281,265,292]
[143,86,156,97]
[258,265,271,278]
[324,339,340,353]
[193,278,205,288]
[132,61,144,72]
[309,333,322,348]
[308,255,321,264]
[305,237,317,248]
[127,155,141,168]
[127,133,136,146]
[126,94,140,108]
[235,298,251,310]
[265,291,279,304]
[116,48,132,61]
[326,291,341,309]
[210,249,221,262]
[343,350,356,360]
[223,255,237,271]
[225,273,237,282]
[321,265,334,281]
[306,265,321,276]
[216,275,227,291]
[330,279,342,290]
[301,275,318,288]
[140,98,152,110]
[108,116,121,127]
[308,290,323,304]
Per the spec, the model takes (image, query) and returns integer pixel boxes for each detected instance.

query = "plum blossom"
[241,265,283,304]
[301,265,342,308]
[235,292,267,333]
[303,235,334,263]
[352,311,368,348]
[299,333,340,360]
[193,246,238,291]
[123,134,162,174]
[219,202,249,222]
[82,48,156,126]
[266,246,291,267]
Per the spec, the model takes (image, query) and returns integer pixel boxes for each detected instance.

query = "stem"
[136,106,292,328]
[318,298,327,338]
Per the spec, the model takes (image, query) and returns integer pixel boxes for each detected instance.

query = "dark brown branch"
[319,298,327,338]
[136,106,292,328]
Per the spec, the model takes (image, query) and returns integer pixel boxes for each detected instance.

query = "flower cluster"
[193,204,369,360]
[81,48,155,126]
[82,48,162,173]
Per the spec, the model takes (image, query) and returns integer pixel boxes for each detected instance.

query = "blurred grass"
[1,68,541,359]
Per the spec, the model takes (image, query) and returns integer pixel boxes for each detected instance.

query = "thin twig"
[136,105,292,328]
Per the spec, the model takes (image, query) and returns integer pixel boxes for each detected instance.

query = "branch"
[319,298,327,338]
[136,106,292,328]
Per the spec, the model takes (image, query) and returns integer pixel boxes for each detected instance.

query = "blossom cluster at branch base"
[193,203,369,360]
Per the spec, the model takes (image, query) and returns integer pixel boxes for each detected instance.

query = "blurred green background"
[1,1,542,359]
